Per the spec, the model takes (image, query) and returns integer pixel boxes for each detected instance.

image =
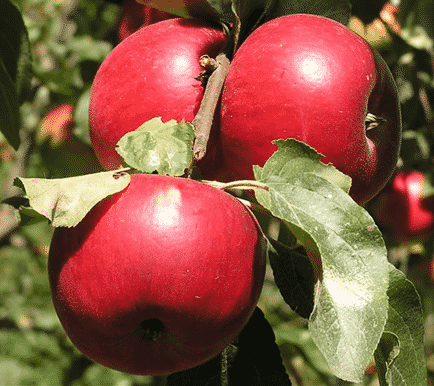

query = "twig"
[204,179,269,191]
[192,52,230,162]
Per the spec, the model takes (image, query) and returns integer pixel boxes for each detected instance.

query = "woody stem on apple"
[192,52,230,162]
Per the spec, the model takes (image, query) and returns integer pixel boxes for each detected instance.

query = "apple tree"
[0,0,432,385]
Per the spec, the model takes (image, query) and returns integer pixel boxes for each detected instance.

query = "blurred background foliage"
[1,0,434,384]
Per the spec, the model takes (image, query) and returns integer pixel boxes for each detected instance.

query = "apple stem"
[205,179,269,191]
[365,112,387,131]
[192,52,230,162]
[237,197,274,217]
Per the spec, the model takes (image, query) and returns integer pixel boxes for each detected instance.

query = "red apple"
[37,104,102,176]
[371,170,434,243]
[89,18,227,179]
[48,174,266,375]
[379,2,401,36]
[220,14,401,205]
[117,0,174,42]
[37,104,75,147]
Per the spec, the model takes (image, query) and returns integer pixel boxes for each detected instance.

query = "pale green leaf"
[116,117,196,176]
[375,264,427,386]
[254,139,389,383]
[14,169,131,227]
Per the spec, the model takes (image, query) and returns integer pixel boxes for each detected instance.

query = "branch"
[192,52,230,162]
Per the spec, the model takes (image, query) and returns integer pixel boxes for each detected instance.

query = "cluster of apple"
[89,14,401,206]
[47,9,402,377]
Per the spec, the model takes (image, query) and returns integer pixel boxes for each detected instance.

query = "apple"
[379,2,401,36]
[349,16,393,49]
[117,0,174,41]
[48,173,266,375]
[37,104,75,147]
[37,104,102,176]
[89,18,227,179]
[371,170,434,243]
[220,14,401,205]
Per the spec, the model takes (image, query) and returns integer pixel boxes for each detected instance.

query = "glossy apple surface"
[220,14,401,205]
[89,18,227,178]
[372,170,434,243]
[48,174,266,375]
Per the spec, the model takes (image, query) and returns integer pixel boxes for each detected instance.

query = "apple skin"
[371,170,434,243]
[48,174,266,375]
[220,14,401,205]
[89,18,227,179]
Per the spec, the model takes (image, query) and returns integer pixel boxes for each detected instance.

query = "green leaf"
[137,0,233,23]
[254,139,389,383]
[74,88,92,146]
[254,139,351,193]
[267,238,315,319]
[167,308,291,385]
[399,0,434,50]
[0,0,32,102]
[67,36,112,63]
[268,0,351,24]
[375,264,427,386]
[17,207,48,226]
[231,0,276,51]
[0,57,20,150]
[274,324,333,377]
[0,0,33,150]
[116,117,196,176]
[375,332,400,386]
[14,169,131,227]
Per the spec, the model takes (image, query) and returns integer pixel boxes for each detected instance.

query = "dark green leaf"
[268,0,351,25]
[254,139,389,382]
[375,332,400,386]
[0,0,32,150]
[138,0,233,23]
[116,117,196,176]
[0,57,20,150]
[351,0,387,24]
[267,239,315,319]
[167,308,291,385]
[399,0,434,48]
[375,264,427,386]
[0,0,32,102]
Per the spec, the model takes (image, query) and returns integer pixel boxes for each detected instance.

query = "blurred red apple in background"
[37,104,102,176]
[371,170,434,243]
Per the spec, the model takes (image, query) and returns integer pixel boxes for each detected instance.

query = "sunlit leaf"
[116,117,195,176]
[254,139,389,382]
[14,169,131,227]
